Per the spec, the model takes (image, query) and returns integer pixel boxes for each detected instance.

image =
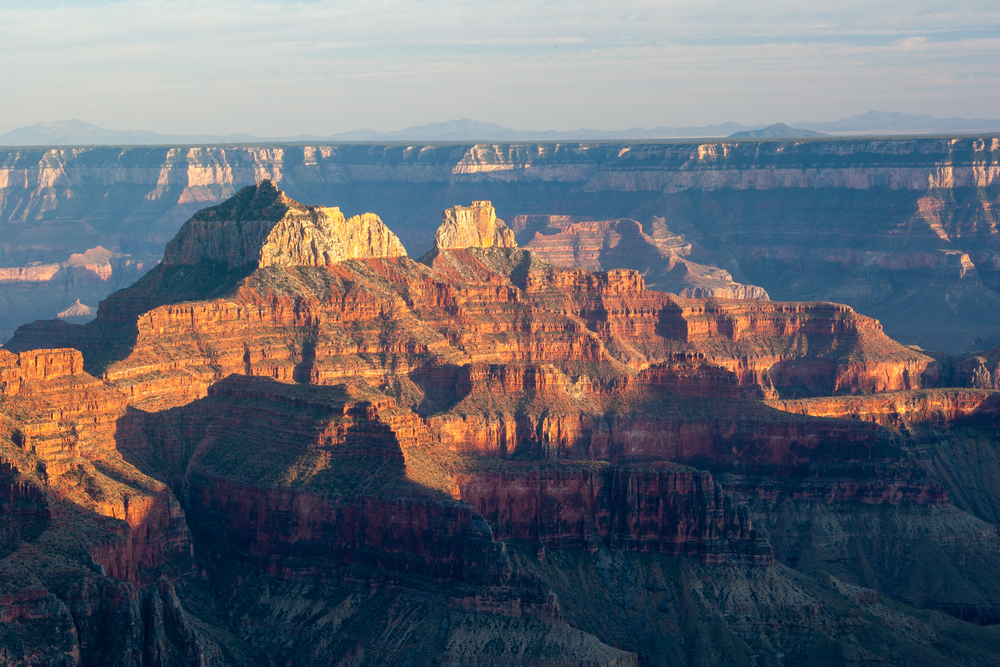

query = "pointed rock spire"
[163,180,406,269]
[57,299,95,317]
[433,201,517,251]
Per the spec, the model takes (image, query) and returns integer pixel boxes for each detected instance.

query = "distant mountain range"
[727,123,828,139]
[793,110,1000,134]
[2,112,999,146]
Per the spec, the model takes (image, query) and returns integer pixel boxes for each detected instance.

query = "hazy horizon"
[1,1,998,137]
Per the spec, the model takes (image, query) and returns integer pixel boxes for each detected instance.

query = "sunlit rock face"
[5,185,1000,666]
[2,137,999,351]
[512,215,770,300]
[163,180,406,269]
[433,200,517,251]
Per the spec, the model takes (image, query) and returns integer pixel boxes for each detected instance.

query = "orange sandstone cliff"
[4,182,1000,666]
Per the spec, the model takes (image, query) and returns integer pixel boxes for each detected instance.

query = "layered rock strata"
[0,348,191,579]
[117,375,766,575]
[163,180,405,268]
[457,461,771,565]
[0,370,207,665]
[513,215,770,299]
[433,200,517,251]
[18,247,929,415]
[2,137,999,351]
[768,388,1000,427]
[4,186,1000,665]
[0,246,156,343]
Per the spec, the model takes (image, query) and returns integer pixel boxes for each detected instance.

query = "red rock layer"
[118,375,771,574]
[0,349,191,578]
[187,477,504,581]
[0,195,949,589]
[457,462,772,565]
[767,389,1000,428]
[4,243,943,531]
[21,247,931,415]
[114,375,505,581]
[664,298,930,395]
[1,348,124,474]
[428,358,749,460]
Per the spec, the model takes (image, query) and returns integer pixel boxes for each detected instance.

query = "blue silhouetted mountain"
[791,110,1000,135]
[3,112,999,146]
[728,123,828,138]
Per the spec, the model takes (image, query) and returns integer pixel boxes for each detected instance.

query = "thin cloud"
[0,0,997,134]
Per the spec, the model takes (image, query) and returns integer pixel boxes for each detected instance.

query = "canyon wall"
[512,215,771,299]
[4,183,1000,665]
[2,137,998,350]
[768,388,1000,427]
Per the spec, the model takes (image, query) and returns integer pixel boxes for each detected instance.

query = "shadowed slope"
[6,185,1000,665]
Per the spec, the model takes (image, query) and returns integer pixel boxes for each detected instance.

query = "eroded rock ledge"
[163,180,406,269]
[6,184,1000,666]
[434,200,518,251]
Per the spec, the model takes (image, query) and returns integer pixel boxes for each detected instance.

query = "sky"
[1,0,998,136]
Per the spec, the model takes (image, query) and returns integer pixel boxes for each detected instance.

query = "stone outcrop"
[959,345,1000,389]
[433,200,517,250]
[0,348,191,576]
[163,180,406,269]
[768,388,1000,428]
[0,246,156,343]
[1,348,121,474]
[0,570,226,667]
[114,374,769,570]
[6,185,1000,665]
[512,215,770,299]
[457,461,772,565]
[0,246,128,284]
[2,137,999,351]
[8,247,930,413]
[57,299,95,318]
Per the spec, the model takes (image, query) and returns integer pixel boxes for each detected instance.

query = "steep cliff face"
[114,375,767,577]
[768,389,1000,427]
[959,344,1000,388]
[456,461,771,565]
[6,184,1000,665]
[2,137,998,350]
[0,455,221,665]
[433,200,517,251]
[113,374,651,664]
[512,215,770,299]
[0,348,191,574]
[9,246,931,414]
[163,180,405,269]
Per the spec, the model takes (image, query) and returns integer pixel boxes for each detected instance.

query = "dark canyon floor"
[0,150,999,665]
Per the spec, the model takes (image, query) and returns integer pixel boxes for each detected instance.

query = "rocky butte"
[509,214,770,299]
[1,137,998,352]
[2,182,1000,665]
[434,200,518,251]
[162,180,406,269]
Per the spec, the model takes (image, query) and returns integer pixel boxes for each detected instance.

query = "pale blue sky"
[1,0,997,135]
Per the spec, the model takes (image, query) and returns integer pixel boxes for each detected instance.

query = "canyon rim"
[0,133,999,666]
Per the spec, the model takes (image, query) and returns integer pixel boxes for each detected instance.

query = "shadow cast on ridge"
[4,261,255,376]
